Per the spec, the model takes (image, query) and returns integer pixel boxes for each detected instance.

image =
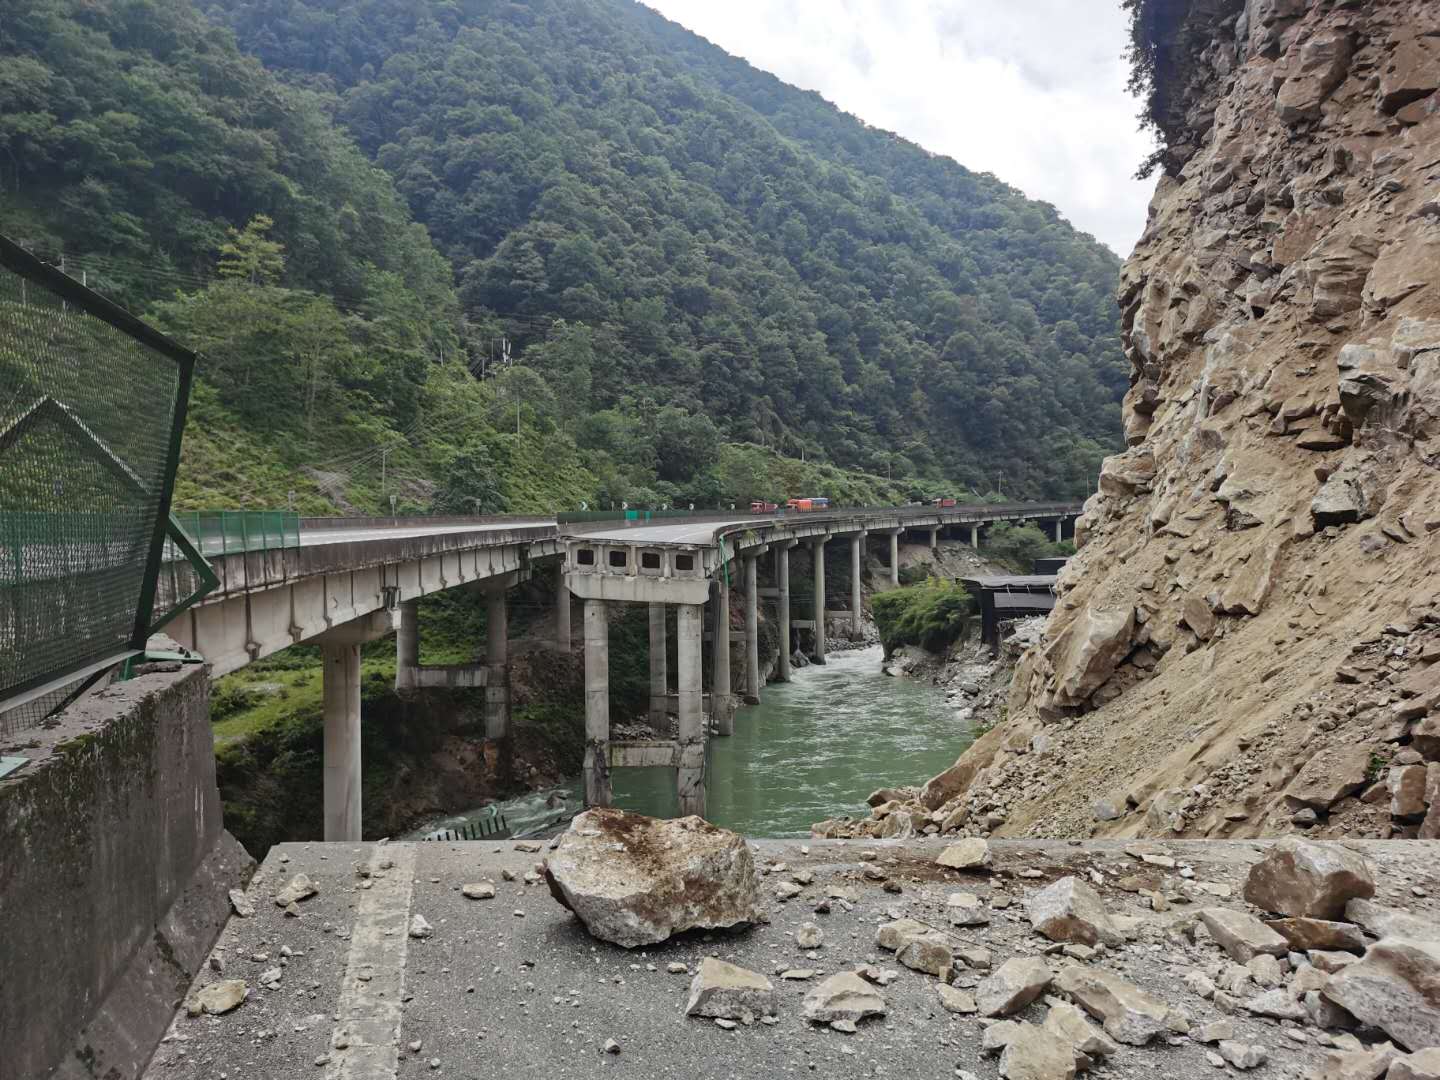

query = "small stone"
[1218,1041,1268,1070]
[1043,1000,1119,1060]
[977,957,1052,1017]
[685,958,775,1021]
[408,914,434,939]
[780,969,816,981]
[937,984,978,1014]
[1198,1020,1235,1043]
[1200,908,1289,963]
[936,838,991,870]
[187,980,246,1016]
[228,889,255,918]
[603,1039,621,1055]
[274,874,318,907]
[1240,988,1308,1022]
[461,882,496,900]
[1267,917,1365,953]
[796,922,824,949]
[713,1018,738,1030]
[829,1018,857,1033]
[947,891,990,927]
[667,962,688,974]
[802,971,886,1025]
[997,1024,1079,1080]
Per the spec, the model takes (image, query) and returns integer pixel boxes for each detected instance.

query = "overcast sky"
[642,0,1156,257]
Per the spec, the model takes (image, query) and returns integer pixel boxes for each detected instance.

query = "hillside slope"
[908,0,1440,843]
[212,0,1126,498]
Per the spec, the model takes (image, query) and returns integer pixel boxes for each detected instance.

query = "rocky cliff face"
[925,0,1440,843]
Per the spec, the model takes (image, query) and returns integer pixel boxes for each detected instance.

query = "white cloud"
[642,0,1157,256]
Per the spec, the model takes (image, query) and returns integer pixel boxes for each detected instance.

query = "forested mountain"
[1,0,1126,511]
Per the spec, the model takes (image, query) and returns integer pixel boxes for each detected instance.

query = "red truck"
[749,500,778,512]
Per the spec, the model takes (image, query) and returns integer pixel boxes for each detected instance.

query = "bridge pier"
[648,602,668,724]
[583,598,612,808]
[396,599,419,691]
[675,602,706,817]
[1052,518,1064,543]
[811,536,828,663]
[556,568,572,650]
[743,554,760,704]
[970,524,979,548]
[315,609,393,842]
[485,582,509,740]
[849,531,865,636]
[712,570,733,734]
[775,541,792,682]
[888,529,900,587]
[927,526,940,550]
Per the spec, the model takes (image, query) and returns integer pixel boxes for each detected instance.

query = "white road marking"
[326,843,417,1080]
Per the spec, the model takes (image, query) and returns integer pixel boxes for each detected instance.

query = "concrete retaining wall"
[0,665,253,1080]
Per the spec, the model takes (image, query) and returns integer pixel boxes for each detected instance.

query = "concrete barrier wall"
[0,666,253,1080]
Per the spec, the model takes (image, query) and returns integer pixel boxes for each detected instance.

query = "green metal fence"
[169,511,300,557]
[0,236,210,734]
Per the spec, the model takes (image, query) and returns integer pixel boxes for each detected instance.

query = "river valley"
[413,644,974,840]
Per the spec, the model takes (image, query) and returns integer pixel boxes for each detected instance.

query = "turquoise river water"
[414,644,973,839]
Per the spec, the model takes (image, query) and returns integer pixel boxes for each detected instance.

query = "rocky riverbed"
[151,831,1439,1080]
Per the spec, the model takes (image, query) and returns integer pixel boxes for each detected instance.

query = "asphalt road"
[299,519,555,547]
[144,837,1439,1080]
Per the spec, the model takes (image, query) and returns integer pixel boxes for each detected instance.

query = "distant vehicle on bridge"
[749,500,778,512]
[931,496,957,508]
[785,497,831,511]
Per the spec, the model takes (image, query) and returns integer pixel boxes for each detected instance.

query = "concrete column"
[712,571,732,735]
[485,583,509,741]
[556,570,572,651]
[321,641,363,842]
[849,532,864,636]
[970,524,979,549]
[1053,518,1064,543]
[776,544,792,682]
[583,599,612,807]
[928,526,940,550]
[395,599,419,691]
[744,555,760,704]
[812,537,827,664]
[888,530,900,587]
[648,602,668,723]
[675,602,706,818]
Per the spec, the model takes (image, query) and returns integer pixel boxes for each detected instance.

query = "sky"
[642,0,1156,257]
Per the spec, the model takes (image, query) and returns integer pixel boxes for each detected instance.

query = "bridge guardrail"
[169,510,300,557]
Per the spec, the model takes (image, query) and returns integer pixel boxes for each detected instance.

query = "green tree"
[218,214,286,285]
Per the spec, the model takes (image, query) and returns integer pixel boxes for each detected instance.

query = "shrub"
[983,522,1075,573]
[871,581,974,657]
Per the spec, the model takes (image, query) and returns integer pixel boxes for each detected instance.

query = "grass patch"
[871,580,974,657]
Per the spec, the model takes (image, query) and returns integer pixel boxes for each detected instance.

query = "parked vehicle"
[786,497,831,511]
[931,497,957,508]
[749,500,778,512]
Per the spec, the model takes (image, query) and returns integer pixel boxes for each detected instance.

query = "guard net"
[1,241,190,735]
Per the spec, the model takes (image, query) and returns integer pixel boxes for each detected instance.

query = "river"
[411,644,974,839]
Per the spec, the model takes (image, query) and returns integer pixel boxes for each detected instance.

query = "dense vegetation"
[4,0,1124,515]
[872,581,975,657]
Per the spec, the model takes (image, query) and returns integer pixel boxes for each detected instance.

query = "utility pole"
[381,447,390,498]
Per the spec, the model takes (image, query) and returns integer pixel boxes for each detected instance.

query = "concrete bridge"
[161,503,1080,841]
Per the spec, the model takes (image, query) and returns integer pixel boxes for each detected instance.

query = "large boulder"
[544,808,764,947]
[1199,907,1290,963]
[1053,965,1181,1046]
[1324,938,1440,1051]
[1038,605,1136,710]
[1026,876,1123,947]
[1243,839,1375,919]
[1284,744,1376,813]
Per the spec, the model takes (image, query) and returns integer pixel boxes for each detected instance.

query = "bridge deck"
[143,837,1436,1080]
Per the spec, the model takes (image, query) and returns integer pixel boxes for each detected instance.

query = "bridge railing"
[169,510,300,557]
